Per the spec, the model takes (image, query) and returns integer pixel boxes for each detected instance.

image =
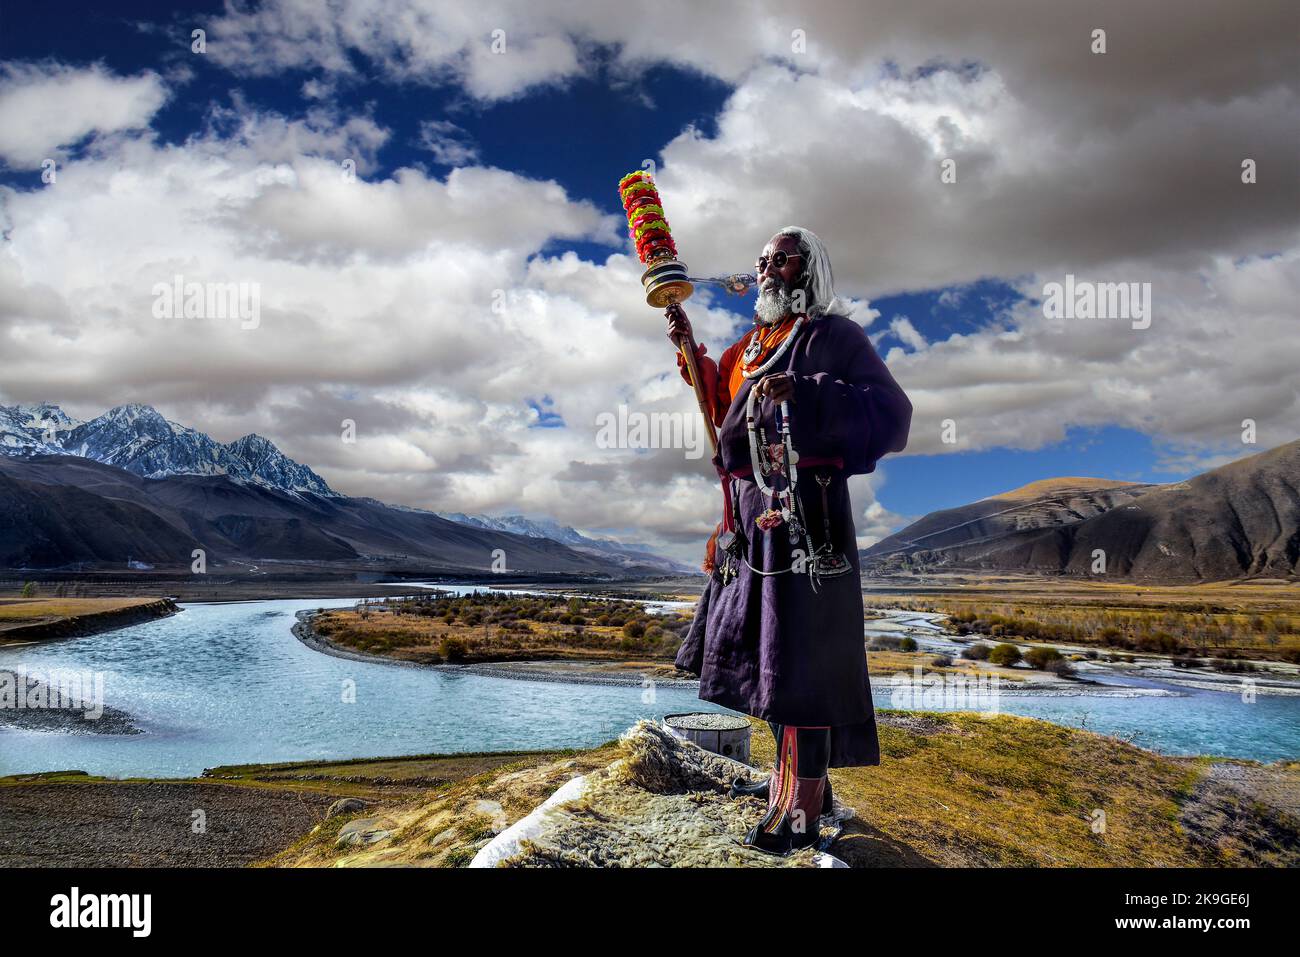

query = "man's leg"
[742,725,830,854]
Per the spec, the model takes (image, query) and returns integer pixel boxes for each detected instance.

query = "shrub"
[988,643,1022,666]
[20,581,37,598]
[1045,658,1076,678]
[899,636,918,652]
[1023,646,1063,670]
[930,655,953,668]
[622,621,646,639]
[439,636,468,662]
[962,643,991,661]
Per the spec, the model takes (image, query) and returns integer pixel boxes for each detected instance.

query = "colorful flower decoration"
[618,170,678,263]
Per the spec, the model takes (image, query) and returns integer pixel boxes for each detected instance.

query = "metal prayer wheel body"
[641,257,694,307]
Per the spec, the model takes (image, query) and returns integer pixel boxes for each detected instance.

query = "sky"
[0,0,1296,563]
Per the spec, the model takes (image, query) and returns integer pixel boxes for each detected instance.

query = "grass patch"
[313,591,691,664]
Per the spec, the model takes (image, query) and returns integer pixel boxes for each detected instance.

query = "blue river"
[1,589,1297,777]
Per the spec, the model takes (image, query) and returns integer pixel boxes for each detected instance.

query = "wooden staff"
[668,302,719,454]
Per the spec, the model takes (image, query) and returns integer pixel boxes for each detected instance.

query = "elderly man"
[667,226,911,854]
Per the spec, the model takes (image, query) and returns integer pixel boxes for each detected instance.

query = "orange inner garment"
[726,314,799,399]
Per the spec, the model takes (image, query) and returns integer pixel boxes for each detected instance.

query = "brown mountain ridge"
[861,440,1300,583]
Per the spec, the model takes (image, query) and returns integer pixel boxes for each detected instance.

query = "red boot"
[741,725,831,855]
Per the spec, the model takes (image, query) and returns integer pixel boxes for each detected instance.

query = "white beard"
[754,283,793,326]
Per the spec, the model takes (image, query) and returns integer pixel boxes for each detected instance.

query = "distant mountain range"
[0,403,689,576]
[10,402,1291,583]
[435,513,693,574]
[861,440,1300,582]
[1,403,333,496]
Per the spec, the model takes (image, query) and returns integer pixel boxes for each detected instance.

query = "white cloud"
[0,102,739,559]
[887,253,1300,457]
[888,316,927,351]
[2,2,1297,559]
[416,119,480,166]
[0,62,168,168]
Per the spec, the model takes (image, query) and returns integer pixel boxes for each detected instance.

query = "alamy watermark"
[152,274,261,329]
[889,665,1001,716]
[1042,274,1151,330]
[595,403,707,460]
[0,668,105,720]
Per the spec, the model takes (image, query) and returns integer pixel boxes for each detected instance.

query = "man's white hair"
[777,225,843,318]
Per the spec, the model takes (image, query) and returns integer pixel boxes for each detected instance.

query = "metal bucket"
[662,712,752,765]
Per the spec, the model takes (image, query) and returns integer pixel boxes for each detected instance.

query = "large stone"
[472,799,506,833]
[335,817,393,848]
[429,828,457,847]
[326,797,369,819]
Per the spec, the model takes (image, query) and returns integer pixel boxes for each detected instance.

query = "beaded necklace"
[740,315,806,379]
[745,313,811,554]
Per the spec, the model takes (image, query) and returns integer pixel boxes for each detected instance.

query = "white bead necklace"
[746,387,799,498]
[741,316,806,379]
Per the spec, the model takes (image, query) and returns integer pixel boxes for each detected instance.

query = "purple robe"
[675,313,912,767]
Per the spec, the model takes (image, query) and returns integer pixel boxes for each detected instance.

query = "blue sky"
[1,1,1295,557]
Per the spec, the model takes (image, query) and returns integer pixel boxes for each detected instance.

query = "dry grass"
[314,592,689,664]
[758,712,1298,867]
[268,711,1299,868]
[871,582,1300,662]
[0,597,160,621]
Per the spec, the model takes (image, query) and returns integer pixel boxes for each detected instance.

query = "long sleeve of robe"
[675,313,911,767]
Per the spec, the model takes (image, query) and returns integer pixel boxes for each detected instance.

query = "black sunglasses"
[756,250,803,273]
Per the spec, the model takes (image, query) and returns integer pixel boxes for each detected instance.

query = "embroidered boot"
[730,722,832,814]
[741,725,832,855]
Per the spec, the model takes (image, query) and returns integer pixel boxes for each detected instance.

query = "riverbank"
[867,607,1300,697]
[0,597,177,646]
[4,712,1295,868]
[864,579,1300,663]
[292,610,691,686]
[291,605,1147,694]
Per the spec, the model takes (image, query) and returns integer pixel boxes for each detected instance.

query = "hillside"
[0,402,686,575]
[0,455,658,577]
[863,441,1300,582]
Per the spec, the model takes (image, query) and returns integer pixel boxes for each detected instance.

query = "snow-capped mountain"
[437,512,694,574]
[224,432,336,497]
[0,402,336,496]
[0,403,81,454]
[438,513,592,545]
